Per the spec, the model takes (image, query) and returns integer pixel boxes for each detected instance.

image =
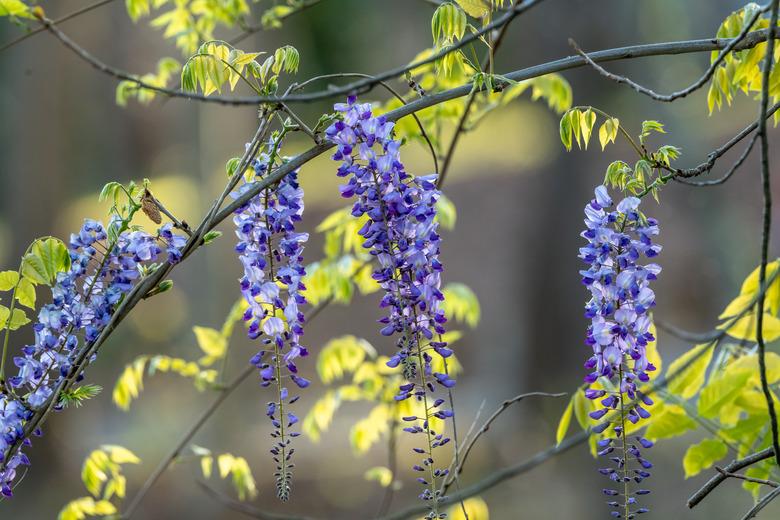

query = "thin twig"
[290,72,438,174]
[755,0,780,468]
[33,0,547,106]
[440,392,566,493]
[689,448,776,507]
[32,8,776,106]
[569,4,767,102]
[122,298,333,518]
[437,0,524,188]
[197,480,315,520]
[715,466,779,488]
[742,486,780,519]
[229,0,323,47]
[0,0,118,54]
[675,133,758,187]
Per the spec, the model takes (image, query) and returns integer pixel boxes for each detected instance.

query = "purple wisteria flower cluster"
[0,219,187,497]
[579,186,661,519]
[232,138,308,501]
[326,96,452,518]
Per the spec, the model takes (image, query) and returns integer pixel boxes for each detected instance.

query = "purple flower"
[0,219,185,495]
[232,132,308,501]
[580,185,660,517]
[326,96,452,517]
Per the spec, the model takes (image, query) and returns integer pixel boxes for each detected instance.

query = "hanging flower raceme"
[0,219,187,497]
[232,138,308,501]
[579,186,660,519]
[326,96,452,519]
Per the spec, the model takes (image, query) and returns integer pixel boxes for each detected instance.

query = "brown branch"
[715,466,779,488]
[754,0,780,470]
[742,486,780,519]
[688,448,776,507]
[440,392,566,493]
[0,0,118,54]
[229,0,323,47]
[197,480,316,520]
[568,4,767,102]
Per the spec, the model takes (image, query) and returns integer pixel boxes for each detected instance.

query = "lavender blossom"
[232,137,308,501]
[580,185,660,518]
[0,220,186,497]
[326,96,451,518]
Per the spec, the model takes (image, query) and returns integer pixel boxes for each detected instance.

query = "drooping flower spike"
[326,96,452,519]
[0,220,187,497]
[232,134,308,501]
[579,185,660,519]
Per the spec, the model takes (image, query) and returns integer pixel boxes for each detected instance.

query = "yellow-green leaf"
[683,438,728,478]
[645,403,697,440]
[364,466,393,487]
[556,398,573,446]
[193,326,227,366]
[666,343,714,399]
[16,278,36,309]
[698,368,752,419]
[456,0,490,18]
[0,270,19,291]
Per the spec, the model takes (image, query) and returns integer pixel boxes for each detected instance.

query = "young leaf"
[580,108,596,149]
[556,398,574,445]
[683,438,728,478]
[665,343,714,399]
[0,270,19,291]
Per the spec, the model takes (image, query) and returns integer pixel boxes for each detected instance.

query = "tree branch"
[440,392,566,494]
[688,448,776,507]
[742,486,780,519]
[715,466,779,488]
[33,6,774,106]
[569,4,768,102]
[0,0,118,54]
[755,0,780,469]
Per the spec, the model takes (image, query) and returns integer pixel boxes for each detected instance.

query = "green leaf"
[23,238,71,286]
[432,2,467,43]
[364,466,393,487]
[0,0,32,18]
[436,194,457,231]
[0,270,19,291]
[580,108,596,149]
[559,112,573,151]
[193,326,227,366]
[203,230,222,244]
[441,283,481,328]
[4,308,30,330]
[698,368,752,419]
[556,398,574,446]
[597,117,620,150]
[645,403,697,440]
[456,0,490,18]
[666,343,714,399]
[16,278,36,309]
[683,438,728,478]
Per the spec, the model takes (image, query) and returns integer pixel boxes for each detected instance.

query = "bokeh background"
[1,0,779,518]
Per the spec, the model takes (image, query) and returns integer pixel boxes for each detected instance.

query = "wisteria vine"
[326,96,453,518]
[0,219,186,497]
[579,186,661,519]
[232,134,309,501]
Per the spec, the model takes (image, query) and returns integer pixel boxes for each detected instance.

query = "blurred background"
[1,0,778,518]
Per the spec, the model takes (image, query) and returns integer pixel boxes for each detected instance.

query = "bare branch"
[32,6,774,106]
[568,4,767,102]
[675,133,757,187]
[197,480,315,520]
[0,0,118,54]
[441,392,566,493]
[742,486,780,519]
[688,448,776,507]
[715,466,779,488]
[755,0,780,469]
